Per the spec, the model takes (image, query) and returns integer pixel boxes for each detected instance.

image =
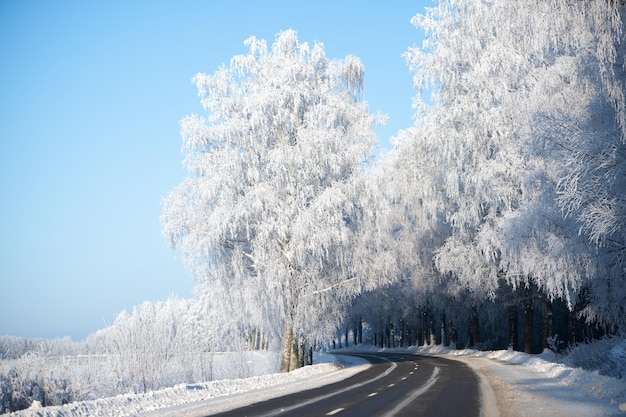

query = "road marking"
[327,408,345,415]
[259,354,397,417]
[388,383,395,387]
[382,366,441,417]
[368,392,378,397]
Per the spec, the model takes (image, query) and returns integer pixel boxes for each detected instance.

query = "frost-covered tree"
[401,0,530,301]
[161,30,383,371]
[402,0,626,333]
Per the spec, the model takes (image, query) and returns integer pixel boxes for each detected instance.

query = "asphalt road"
[206,351,480,417]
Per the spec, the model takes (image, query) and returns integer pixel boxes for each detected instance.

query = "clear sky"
[0,1,428,341]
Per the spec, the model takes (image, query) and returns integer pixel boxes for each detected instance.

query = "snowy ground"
[407,344,626,417]
[9,342,626,417]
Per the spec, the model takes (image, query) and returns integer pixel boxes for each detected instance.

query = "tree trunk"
[449,321,457,348]
[289,339,299,371]
[422,310,429,346]
[542,301,553,350]
[279,322,299,372]
[299,343,306,368]
[429,314,436,345]
[385,323,390,348]
[524,300,533,354]
[468,306,480,348]
[440,313,447,346]
[508,304,519,350]
[358,318,363,344]
[251,328,258,350]
[405,319,410,347]
[279,322,293,372]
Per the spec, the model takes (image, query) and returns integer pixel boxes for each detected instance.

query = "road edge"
[413,352,500,417]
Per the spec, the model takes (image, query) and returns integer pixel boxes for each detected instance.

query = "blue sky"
[0,1,427,341]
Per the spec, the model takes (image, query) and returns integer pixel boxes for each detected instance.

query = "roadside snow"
[9,343,625,416]
[408,344,626,417]
[8,353,369,417]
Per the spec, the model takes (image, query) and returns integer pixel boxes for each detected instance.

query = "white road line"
[368,392,378,397]
[382,366,441,417]
[327,408,345,415]
[388,383,395,387]
[259,354,398,417]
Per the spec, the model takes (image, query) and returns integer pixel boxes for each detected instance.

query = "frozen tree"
[487,1,626,330]
[399,0,626,334]
[401,0,534,301]
[161,30,385,371]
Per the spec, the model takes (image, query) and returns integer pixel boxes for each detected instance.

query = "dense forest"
[2,0,625,413]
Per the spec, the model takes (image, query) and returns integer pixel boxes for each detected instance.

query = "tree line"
[0,298,260,414]
[162,0,625,368]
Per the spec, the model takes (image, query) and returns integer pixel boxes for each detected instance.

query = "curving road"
[206,351,480,417]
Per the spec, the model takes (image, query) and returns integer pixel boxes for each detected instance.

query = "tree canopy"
[161,30,394,371]
[163,0,625,371]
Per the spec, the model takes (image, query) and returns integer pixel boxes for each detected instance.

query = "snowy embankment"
[10,340,626,417]
[335,341,626,416]
[8,353,368,417]
[410,343,626,417]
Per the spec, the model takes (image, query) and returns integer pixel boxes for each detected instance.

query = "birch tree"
[161,30,381,371]
[403,0,625,332]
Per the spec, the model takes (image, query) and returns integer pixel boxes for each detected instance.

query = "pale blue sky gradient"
[0,1,427,340]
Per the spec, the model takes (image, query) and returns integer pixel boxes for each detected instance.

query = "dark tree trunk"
[449,321,457,348]
[524,300,534,354]
[429,314,436,345]
[422,310,428,346]
[542,300,554,350]
[468,306,480,348]
[508,304,519,350]
[404,319,410,347]
[440,313,447,346]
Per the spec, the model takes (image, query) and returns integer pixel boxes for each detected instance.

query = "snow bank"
[8,353,368,417]
[407,342,626,415]
[561,337,626,379]
[9,342,626,416]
